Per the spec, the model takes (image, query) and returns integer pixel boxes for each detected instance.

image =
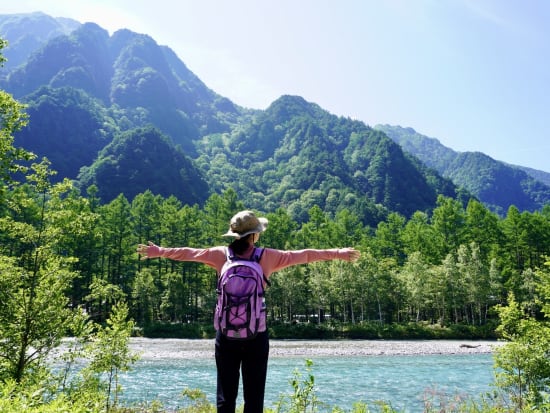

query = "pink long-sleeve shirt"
[146,244,349,278]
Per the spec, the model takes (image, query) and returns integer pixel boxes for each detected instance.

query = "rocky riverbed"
[129,338,504,360]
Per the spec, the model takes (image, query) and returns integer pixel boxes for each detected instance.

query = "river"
[114,338,503,412]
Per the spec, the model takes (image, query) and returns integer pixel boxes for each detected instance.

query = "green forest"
[4,166,550,337]
[2,35,550,412]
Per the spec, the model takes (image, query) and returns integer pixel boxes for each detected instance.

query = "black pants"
[215,330,270,413]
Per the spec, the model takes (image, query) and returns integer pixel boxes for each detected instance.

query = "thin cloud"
[460,0,508,27]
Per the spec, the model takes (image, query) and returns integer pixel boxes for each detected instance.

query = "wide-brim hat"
[222,210,268,239]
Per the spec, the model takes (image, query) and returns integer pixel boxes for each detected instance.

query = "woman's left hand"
[340,247,361,262]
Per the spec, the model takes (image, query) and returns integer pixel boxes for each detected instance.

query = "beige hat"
[222,210,268,239]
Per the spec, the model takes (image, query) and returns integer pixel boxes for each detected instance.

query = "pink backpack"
[214,247,267,339]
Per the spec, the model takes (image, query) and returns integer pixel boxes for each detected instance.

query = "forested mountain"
[514,164,550,187]
[0,12,548,223]
[0,12,79,71]
[376,125,550,215]
[1,17,250,149]
[78,126,209,204]
[194,95,460,224]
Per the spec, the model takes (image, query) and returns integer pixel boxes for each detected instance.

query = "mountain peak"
[265,95,327,122]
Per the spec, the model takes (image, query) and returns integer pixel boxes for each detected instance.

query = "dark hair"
[229,234,254,255]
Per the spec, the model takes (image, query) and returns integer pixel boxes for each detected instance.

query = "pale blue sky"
[2,0,550,172]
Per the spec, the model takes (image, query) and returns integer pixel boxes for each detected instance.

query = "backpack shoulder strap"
[251,247,270,287]
[252,247,264,262]
[226,246,234,261]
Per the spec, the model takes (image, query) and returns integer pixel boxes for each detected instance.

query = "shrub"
[142,322,215,338]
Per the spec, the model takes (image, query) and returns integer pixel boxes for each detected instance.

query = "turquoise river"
[112,338,502,412]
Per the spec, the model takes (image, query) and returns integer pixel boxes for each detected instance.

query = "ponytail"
[229,234,254,255]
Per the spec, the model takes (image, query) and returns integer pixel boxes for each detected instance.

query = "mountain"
[513,165,550,187]
[78,126,209,204]
[0,14,244,207]
[375,125,550,215]
[1,17,252,149]
[194,95,460,224]
[0,12,80,71]
[0,12,547,223]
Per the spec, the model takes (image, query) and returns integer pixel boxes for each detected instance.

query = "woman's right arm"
[137,241,226,270]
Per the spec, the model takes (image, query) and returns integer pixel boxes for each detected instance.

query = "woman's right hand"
[137,241,159,260]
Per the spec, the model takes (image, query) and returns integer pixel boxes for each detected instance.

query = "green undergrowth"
[138,321,498,340]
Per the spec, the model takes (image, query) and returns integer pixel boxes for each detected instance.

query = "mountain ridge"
[0,12,80,71]
[375,124,550,214]
[1,12,549,221]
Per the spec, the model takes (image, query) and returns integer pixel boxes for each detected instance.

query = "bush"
[269,322,339,339]
[137,320,497,340]
[0,379,104,413]
[141,322,215,338]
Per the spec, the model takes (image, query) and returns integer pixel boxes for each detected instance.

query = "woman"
[137,210,360,413]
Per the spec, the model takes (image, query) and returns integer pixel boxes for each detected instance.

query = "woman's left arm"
[261,247,360,276]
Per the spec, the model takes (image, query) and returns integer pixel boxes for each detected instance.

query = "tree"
[456,242,491,325]
[373,212,406,264]
[402,210,441,263]
[0,39,34,189]
[132,190,162,247]
[132,268,160,325]
[159,270,187,322]
[269,266,310,322]
[440,253,466,324]
[98,194,134,293]
[464,199,501,260]
[326,259,360,323]
[356,251,397,323]
[521,210,550,269]
[398,252,433,321]
[83,301,138,411]
[0,255,81,383]
[0,162,82,383]
[501,205,529,273]
[430,195,466,258]
[203,189,243,245]
[261,208,298,250]
[494,290,550,409]
[297,206,331,249]
[45,181,102,306]
[333,208,364,247]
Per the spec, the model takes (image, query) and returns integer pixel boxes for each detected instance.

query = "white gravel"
[129,338,504,360]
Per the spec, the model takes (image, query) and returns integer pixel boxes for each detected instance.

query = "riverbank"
[130,338,504,360]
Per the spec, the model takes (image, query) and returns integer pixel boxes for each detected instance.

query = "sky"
[2,0,550,172]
